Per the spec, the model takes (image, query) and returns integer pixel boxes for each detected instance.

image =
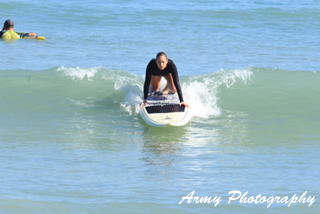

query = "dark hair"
[156,52,167,60]
[1,19,14,31]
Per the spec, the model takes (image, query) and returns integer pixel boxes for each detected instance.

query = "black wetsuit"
[143,59,184,102]
[16,32,30,38]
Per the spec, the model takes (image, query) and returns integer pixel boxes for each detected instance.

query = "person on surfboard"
[0,19,39,40]
[141,52,189,108]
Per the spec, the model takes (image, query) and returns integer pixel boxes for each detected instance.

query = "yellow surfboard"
[35,36,45,40]
[23,35,46,40]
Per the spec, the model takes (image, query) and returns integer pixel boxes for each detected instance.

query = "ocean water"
[1,0,319,213]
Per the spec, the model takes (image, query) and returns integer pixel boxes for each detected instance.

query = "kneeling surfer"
[141,52,189,108]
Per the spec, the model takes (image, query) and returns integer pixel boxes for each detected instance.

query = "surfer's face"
[156,55,168,70]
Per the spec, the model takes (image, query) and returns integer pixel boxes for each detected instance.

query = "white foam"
[101,70,143,91]
[220,68,253,88]
[57,66,101,81]
[183,79,221,118]
[120,90,142,115]
[183,68,253,118]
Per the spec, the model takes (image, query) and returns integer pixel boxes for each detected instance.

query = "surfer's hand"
[140,100,147,107]
[28,32,36,37]
[180,102,190,108]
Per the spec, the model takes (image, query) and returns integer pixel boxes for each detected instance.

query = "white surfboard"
[139,93,193,127]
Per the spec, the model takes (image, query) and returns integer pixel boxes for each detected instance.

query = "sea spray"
[183,68,253,118]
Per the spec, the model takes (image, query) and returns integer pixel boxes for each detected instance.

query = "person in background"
[141,52,189,107]
[0,19,36,40]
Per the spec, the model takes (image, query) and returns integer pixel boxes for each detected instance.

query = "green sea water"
[0,67,319,213]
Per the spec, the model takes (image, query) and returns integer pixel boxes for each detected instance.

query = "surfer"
[141,52,189,107]
[0,19,36,40]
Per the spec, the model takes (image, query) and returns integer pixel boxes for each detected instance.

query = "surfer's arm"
[15,32,29,38]
[16,32,37,38]
[170,62,184,102]
[143,61,153,100]
[141,62,153,107]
